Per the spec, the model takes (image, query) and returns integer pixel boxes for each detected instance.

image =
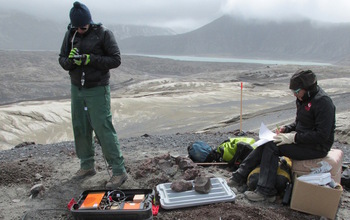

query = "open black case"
[70,189,154,220]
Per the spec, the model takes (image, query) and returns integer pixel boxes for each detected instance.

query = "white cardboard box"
[290,175,343,219]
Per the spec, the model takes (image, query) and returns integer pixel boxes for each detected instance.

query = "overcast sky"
[2,0,350,33]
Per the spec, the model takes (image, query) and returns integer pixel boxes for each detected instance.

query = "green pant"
[71,84,125,175]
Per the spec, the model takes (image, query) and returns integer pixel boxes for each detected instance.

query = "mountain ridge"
[0,10,175,51]
[120,15,350,62]
[2,11,350,62]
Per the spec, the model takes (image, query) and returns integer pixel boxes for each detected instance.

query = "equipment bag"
[188,141,220,163]
[229,142,255,170]
[217,137,255,168]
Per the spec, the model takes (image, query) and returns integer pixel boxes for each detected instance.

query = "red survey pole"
[240,82,243,133]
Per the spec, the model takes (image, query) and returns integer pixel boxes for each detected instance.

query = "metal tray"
[156,177,235,209]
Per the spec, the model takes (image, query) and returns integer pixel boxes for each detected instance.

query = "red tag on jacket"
[305,102,311,111]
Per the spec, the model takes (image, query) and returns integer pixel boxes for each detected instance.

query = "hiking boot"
[244,190,276,202]
[106,173,128,188]
[227,177,242,188]
[74,168,96,179]
[227,173,244,188]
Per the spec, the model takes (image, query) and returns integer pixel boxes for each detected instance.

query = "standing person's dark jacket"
[59,24,121,88]
[283,85,336,153]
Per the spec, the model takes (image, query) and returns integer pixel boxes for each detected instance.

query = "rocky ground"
[0,130,349,220]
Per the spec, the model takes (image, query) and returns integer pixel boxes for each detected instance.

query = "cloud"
[0,0,226,32]
[1,0,350,33]
[90,0,227,31]
[222,0,350,23]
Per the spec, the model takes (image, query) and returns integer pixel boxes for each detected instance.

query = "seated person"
[228,69,336,202]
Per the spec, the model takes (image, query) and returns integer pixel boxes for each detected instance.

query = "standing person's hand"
[69,48,79,59]
[73,59,82,66]
[83,54,90,65]
[68,48,83,65]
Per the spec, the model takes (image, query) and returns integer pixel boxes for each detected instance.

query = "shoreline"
[126,54,333,66]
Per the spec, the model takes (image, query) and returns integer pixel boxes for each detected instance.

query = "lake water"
[129,54,332,66]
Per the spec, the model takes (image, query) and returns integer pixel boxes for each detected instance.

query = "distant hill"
[2,11,350,62]
[0,10,175,51]
[120,15,350,63]
[0,11,62,51]
[107,24,175,40]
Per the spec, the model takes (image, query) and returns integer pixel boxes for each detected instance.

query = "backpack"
[217,137,255,169]
[247,157,292,194]
[229,142,255,170]
[188,141,220,163]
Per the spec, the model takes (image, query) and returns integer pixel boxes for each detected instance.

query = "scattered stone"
[34,173,43,181]
[183,168,200,180]
[134,153,179,181]
[156,153,171,160]
[194,176,212,194]
[176,157,197,170]
[30,183,44,198]
[158,159,173,170]
[171,179,193,192]
[14,142,35,149]
[165,165,178,177]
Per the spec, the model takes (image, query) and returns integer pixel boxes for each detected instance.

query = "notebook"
[79,192,105,209]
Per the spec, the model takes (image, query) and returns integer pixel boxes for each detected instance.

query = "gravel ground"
[0,130,349,220]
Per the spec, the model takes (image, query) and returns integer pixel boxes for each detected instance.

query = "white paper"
[251,122,276,148]
[297,172,332,185]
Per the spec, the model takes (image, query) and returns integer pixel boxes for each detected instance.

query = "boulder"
[194,176,211,194]
[171,179,193,192]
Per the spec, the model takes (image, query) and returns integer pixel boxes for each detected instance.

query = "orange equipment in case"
[79,192,105,209]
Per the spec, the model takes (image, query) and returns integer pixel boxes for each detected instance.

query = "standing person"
[58,1,127,188]
[228,69,336,202]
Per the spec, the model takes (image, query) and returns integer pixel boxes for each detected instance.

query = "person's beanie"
[289,70,317,90]
[70,1,92,27]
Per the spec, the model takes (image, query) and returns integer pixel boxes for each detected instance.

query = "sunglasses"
[72,26,88,31]
[292,88,301,94]
[77,27,88,30]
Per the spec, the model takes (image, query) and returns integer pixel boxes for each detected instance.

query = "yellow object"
[217,137,255,162]
[247,157,292,193]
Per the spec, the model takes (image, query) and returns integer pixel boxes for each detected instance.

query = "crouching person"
[228,69,336,202]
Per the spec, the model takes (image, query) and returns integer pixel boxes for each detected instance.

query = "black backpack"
[228,142,254,170]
